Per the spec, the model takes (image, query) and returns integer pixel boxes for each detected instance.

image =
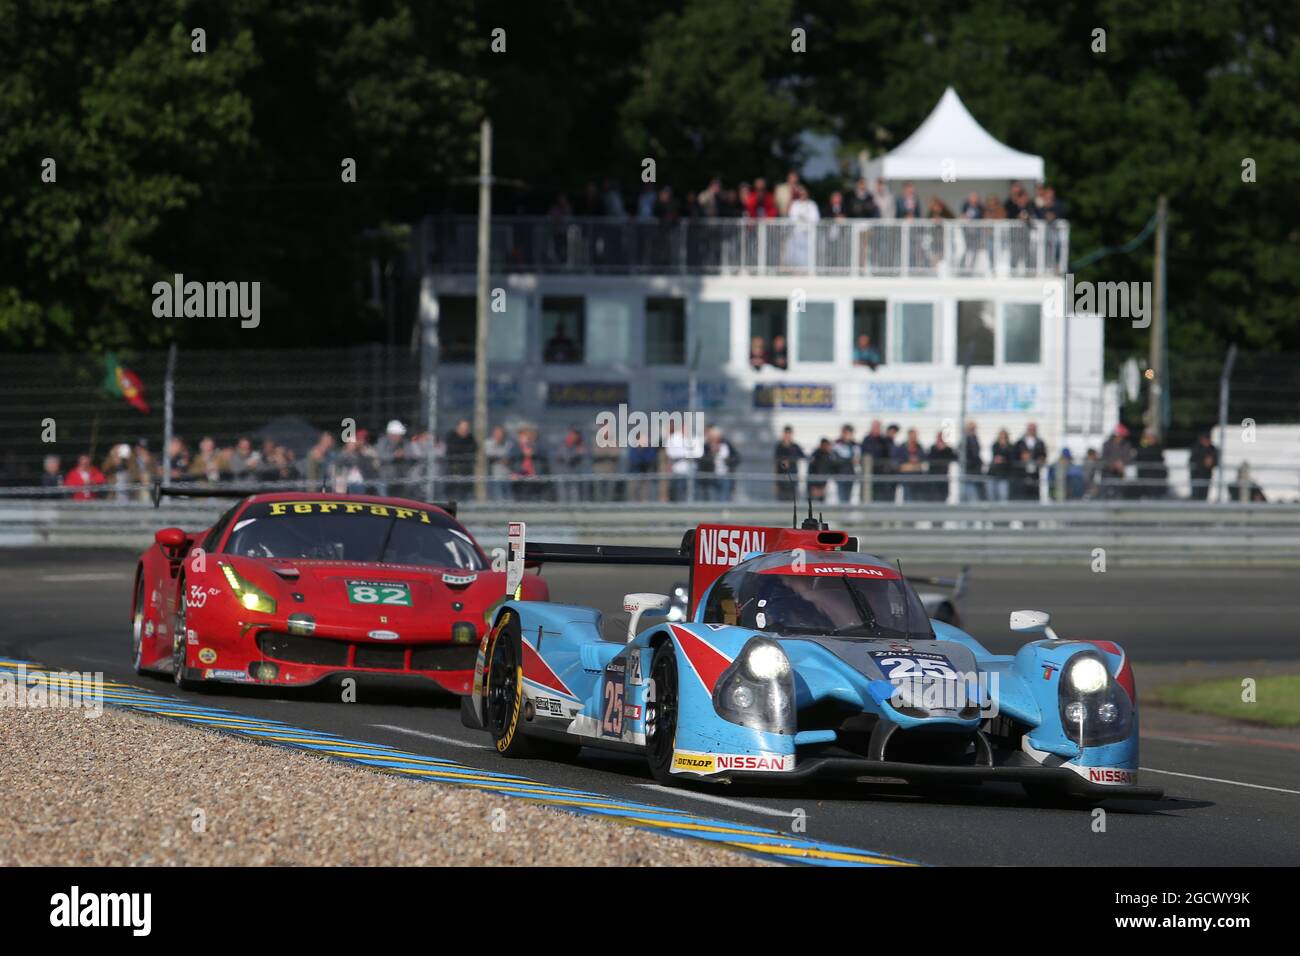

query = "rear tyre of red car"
[172,580,200,690]
[645,642,679,785]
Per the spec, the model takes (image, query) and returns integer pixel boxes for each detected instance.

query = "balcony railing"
[423,215,1069,279]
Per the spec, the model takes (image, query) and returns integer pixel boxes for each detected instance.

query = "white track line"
[636,783,794,818]
[370,723,486,749]
[40,572,128,582]
[1143,733,1224,748]
[1140,767,1300,796]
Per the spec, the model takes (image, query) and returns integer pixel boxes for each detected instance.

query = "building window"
[852,300,886,368]
[894,302,935,363]
[956,300,996,366]
[749,299,788,369]
[796,301,835,362]
[587,297,632,364]
[438,296,476,363]
[1003,303,1042,364]
[542,296,584,363]
[695,301,731,366]
[645,297,686,365]
[488,293,526,362]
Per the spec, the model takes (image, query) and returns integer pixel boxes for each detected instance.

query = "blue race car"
[463,518,1160,803]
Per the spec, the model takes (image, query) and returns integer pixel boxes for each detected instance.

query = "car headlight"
[220,563,277,615]
[712,637,795,734]
[1066,656,1108,694]
[744,642,791,681]
[1058,651,1131,746]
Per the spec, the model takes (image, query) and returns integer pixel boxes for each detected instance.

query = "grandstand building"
[417,89,1108,463]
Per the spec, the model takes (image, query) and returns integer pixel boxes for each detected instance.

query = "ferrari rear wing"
[150,482,458,516]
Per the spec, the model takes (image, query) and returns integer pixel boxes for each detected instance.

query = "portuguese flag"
[103,352,151,414]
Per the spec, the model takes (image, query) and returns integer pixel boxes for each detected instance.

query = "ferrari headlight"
[744,642,791,681]
[220,563,277,615]
[1067,656,1108,694]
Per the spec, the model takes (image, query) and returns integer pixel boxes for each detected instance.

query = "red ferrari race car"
[131,487,545,694]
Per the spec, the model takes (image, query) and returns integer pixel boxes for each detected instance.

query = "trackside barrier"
[2,499,1298,565]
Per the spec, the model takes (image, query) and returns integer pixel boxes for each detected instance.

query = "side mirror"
[623,592,671,642]
[1009,609,1059,641]
[155,527,189,560]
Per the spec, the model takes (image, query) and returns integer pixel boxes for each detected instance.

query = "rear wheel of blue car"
[485,613,578,761]
[645,642,679,784]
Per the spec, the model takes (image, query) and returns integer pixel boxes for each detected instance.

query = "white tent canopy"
[863,87,1044,184]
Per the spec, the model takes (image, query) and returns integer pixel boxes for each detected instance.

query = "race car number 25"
[346,581,412,606]
[870,651,958,681]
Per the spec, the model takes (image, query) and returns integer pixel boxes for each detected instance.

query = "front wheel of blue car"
[645,642,679,784]
[484,612,579,761]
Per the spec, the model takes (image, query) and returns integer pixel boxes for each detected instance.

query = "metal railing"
[423,216,1070,279]
[4,495,1299,565]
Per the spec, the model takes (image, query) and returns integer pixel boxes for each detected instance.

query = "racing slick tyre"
[131,576,148,675]
[484,612,578,760]
[645,641,680,785]
[171,579,200,690]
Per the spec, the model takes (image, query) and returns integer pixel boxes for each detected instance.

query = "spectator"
[443,418,477,501]
[508,427,548,501]
[189,436,223,484]
[101,443,133,501]
[697,426,738,502]
[305,432,336,491]
[1134,428,1168,500]
[697,178,722,218]
[65,454,106,501]
[961,191,984,219]
[41,454,63,488]
[484,425,511,500]
[826,190,847,222]
[774,426,805,500]
[1101,423,1134,498]
[872,179,895,221]
[895,430,927,501]
[847,178,880,219]
[626,433,659,502]
[1189,432,1219,501]
[961,421,984,501]
[852,333,881,370]
[775,170,800,217]
[1082,448,1103,498]
[577,181,603,217]
[745,178,777,218]
[663,420,702,502]
[895,182,921,219]
[376,419,413,496]
[554,426,589,502]
[227,436,260,482]
[544,322,580,363]
[602,178,627,219]
[769,334,789,370]
[635,183,657,220]
[926,432,957,502]
[808,439,836,502]
[787,185,820,267]
[988,429,1014,501]
[333,434,377,494]
[1052,448,1086,500]
[1013,422,1048,500]
[861,420,896,503]
[831,425,859,503]
[749,336,769,370]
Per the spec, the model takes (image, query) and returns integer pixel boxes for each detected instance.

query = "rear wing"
[150,482,458,516]
[518,522,858,619]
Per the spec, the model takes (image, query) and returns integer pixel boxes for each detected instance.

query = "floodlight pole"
[1146,195,1168,433]
[473,118,492,502]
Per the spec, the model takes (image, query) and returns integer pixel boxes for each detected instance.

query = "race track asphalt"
[3,548,1298,866]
